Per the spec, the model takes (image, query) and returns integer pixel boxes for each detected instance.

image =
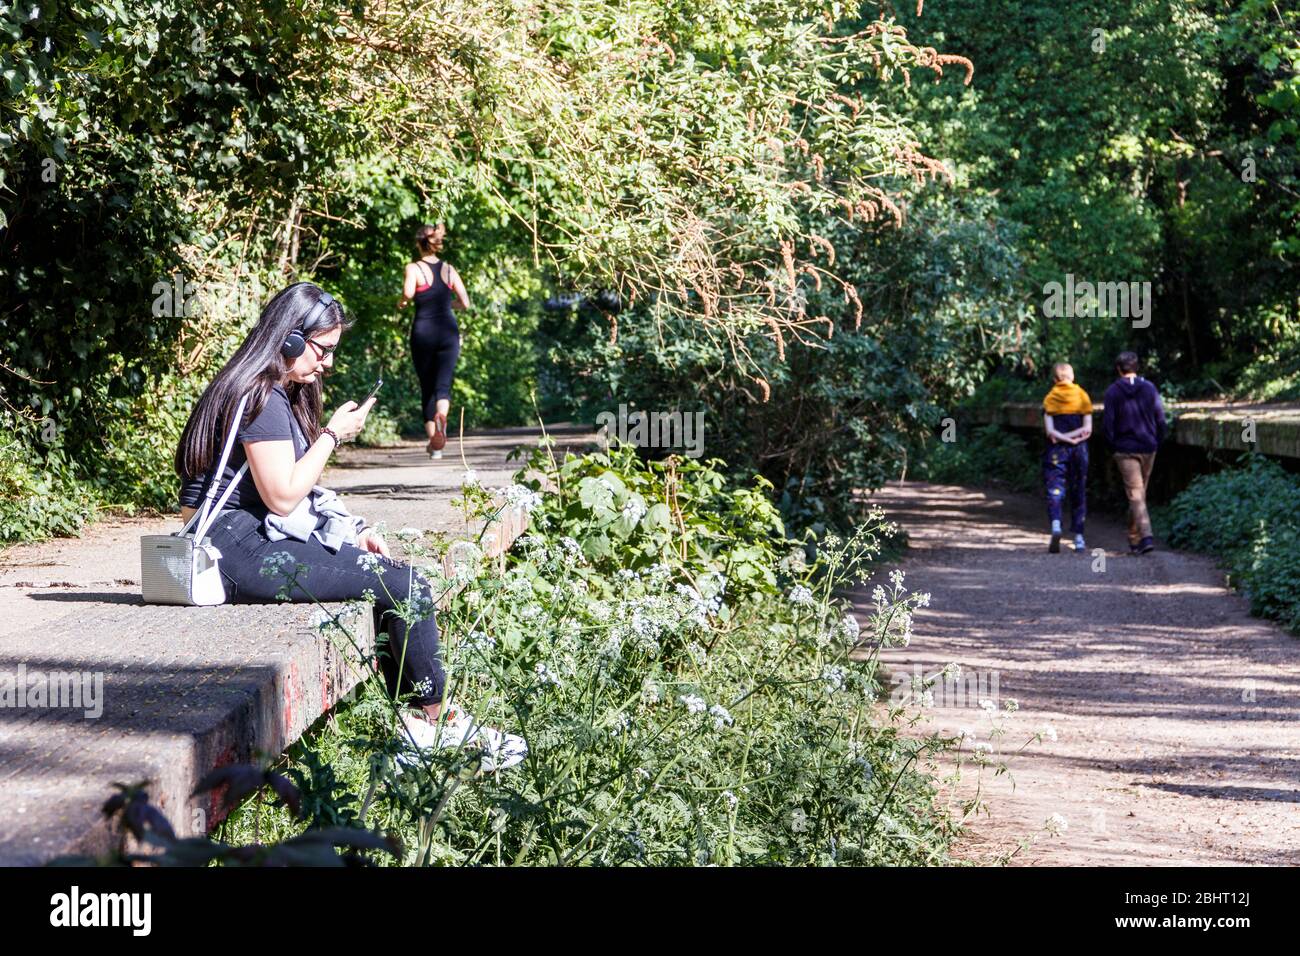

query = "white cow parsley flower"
[260,551,297,577]
[499,483,543,513]
[621,498,647,523]
[788,585,815,607]
[678,694,707,714]
[709,703,733,729]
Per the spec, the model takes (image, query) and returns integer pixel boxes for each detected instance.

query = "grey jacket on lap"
[264,486,364,553]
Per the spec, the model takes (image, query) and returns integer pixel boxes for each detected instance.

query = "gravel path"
[867,482,1300,866]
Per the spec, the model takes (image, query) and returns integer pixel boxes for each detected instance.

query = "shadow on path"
[862,481,1300,866]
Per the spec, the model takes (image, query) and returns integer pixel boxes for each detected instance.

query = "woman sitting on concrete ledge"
[173,281,525,772]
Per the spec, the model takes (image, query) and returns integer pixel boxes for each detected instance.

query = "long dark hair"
[174,282,351,483]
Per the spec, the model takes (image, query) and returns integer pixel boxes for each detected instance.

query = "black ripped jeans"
[206,507,445,707]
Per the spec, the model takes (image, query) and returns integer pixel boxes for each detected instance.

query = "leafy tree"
[2,0,977,538]
[888,0,1300,389]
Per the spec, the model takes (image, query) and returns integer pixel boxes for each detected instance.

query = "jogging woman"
[396,223,471,459]
[174,281,523,770]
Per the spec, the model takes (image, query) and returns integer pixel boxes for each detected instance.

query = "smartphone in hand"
[361,378,382,406]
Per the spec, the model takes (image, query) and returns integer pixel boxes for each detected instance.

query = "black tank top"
[411,259,457,335]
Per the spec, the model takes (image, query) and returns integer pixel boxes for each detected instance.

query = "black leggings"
[207,507,445,707]
[410,323,460,422]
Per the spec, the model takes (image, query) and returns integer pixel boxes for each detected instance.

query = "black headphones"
[281,291,336,359]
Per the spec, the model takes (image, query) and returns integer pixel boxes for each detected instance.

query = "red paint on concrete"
[282,660,299,742]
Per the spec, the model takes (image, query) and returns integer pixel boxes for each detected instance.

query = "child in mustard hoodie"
[1042,363,1093,553]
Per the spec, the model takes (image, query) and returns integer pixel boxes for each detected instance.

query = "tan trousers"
[1114,452,1156,544]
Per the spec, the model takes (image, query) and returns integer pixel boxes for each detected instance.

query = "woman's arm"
[445,263,471,311]
[244,435,337,517]
[1077,413,1093,441]
[396,263,418,311]
[1044,413,1063,444]
[244,399,375,517]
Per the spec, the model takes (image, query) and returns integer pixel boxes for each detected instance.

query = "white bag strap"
[193,462,249,543]
[180,393,250,540]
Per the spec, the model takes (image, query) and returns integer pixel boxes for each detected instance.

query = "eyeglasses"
[305,338,338,361]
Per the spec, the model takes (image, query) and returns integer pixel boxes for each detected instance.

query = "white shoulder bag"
[140,394,250,606]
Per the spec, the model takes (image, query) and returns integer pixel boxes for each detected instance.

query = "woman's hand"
[358,527,390,557]
[326,398,375,443]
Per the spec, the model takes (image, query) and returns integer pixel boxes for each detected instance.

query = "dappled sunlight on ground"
[855,481,1300,866]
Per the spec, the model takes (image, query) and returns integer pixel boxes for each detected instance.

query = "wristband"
[321,426,341,449]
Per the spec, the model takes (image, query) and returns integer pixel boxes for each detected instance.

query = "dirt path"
[867,482,1300,866]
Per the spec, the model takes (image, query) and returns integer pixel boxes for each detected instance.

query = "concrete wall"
[970,402,1300,461]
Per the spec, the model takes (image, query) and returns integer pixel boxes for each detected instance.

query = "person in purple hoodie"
[1102,351,1167,554]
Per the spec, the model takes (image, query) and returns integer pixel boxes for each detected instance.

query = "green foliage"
[541,190,1028,528]
[89,371,208,507]
[4,0,977,537]
[893,0,1300,390]
[1,0,364,436]
[286,748,363,832]
[1166,455,1300,632]
[528,444,787,589]
[222,445,963,865]
[913,424,1038,493]
[963,375,1045,407]
[55,777,397,867]
[1232,336,1300,402]
[0,410,95,541]
[0,366,205,542]
[1,0,371,534]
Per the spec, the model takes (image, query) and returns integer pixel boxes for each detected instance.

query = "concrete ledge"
[968,401,1300,460]
[0,600,374,865]
[1173,408,1300,459]
[0,511,527,865]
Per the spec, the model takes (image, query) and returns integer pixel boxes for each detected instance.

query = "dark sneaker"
[1049,529,1061,553]
[1137,536,1155,554]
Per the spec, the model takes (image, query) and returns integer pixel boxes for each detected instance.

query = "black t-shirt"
[179,384,308,518]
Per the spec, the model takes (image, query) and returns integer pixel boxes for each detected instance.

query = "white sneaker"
[431,450,443,460]
[476,725,529,772]
[400,707,475,750]
[396,706,526,773]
